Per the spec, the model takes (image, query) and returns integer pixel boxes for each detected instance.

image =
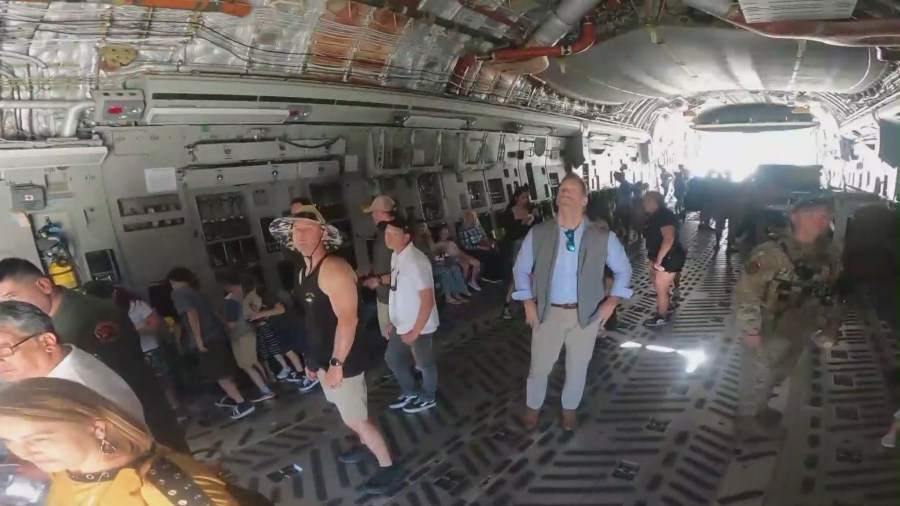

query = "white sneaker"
[276,369,291,380]
[468,281,482,291]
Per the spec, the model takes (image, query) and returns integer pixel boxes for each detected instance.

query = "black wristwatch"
[329,357,344,367]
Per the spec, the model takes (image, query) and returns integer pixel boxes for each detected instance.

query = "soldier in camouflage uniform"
[734,198,843,438]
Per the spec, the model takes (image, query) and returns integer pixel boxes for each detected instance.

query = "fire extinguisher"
[35,218,80,289]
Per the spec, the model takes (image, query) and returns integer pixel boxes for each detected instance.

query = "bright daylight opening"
[620,341,708,374]
[690,128,820,181]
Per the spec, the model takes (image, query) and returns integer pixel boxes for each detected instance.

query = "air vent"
[145,107,291,125]
[0,146,108,170]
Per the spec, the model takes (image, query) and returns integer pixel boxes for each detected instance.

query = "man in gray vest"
[512,173,633,431]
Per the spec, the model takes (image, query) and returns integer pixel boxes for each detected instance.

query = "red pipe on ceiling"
[457,0,525,35]
[448,54,478,95]
[478,21,596,61]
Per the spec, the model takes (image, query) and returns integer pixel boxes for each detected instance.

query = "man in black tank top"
[269,201,401,495]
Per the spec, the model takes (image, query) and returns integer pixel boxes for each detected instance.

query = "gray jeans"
[385,330,437,402]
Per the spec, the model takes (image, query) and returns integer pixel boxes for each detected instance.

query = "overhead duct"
[683,0,900,47]
[449,0,602,99]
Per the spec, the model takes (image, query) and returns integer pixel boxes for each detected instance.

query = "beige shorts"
[231,333,258,369]
[319,370,368,423]
[376,301,390,336]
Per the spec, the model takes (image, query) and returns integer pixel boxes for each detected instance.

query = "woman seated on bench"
[435,224,482,292]
[413,221,472,305]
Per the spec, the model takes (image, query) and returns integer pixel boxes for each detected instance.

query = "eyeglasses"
[0,332,41,359]
[564,229,576,252]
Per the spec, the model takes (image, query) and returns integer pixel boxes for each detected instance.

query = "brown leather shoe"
[561,409,577,431]
[522,408,539,431]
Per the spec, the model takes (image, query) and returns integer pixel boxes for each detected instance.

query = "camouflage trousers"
[737,334,807,417]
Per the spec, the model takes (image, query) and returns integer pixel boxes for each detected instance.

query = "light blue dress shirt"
[512,220,633,303]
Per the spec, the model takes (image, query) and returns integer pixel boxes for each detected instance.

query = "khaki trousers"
[527,306,603,411]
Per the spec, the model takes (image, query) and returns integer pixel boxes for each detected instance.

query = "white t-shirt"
[48,346,147,427]
[128,300,158,352]
[389,244,439,335]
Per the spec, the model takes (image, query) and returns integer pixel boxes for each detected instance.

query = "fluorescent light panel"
[402,115,473,129]
[0,146,108,170]
[145,107,290,125]
[517,125,554,136]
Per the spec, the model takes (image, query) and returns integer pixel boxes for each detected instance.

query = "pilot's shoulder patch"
[94,321,120,343]
[744,260,761,275]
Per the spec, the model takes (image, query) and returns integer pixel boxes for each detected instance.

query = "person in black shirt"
[673,166,687,218]
[269,200,400,495]
[497,185,540,320]
[641,191,686,328]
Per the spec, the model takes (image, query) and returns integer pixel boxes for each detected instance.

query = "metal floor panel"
[185,222,900,506]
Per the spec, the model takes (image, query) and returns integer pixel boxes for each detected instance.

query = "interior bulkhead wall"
[0,113,648,302]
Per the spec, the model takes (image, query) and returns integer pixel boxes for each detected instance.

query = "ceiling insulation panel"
[539,26,885,104]
[737,0,858,22]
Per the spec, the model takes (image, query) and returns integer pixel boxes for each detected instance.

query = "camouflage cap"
[791,196,834,213]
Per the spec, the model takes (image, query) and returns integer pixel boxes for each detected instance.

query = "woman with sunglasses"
[0,377,239,505]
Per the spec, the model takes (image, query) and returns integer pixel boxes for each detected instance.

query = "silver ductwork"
[532,0,603,46]
[0,100,95,138]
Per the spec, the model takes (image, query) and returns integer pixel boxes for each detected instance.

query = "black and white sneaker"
[362,465,402,495]
[230,402,256,420]
[249,391,275,403]
[501,307,512,320]
[482,277,503,284]
[643,315,669,328]
[389,394,417,410]
[403,398,436,414]
[297,376,319,393]
[284,371,304,383]
[215,396,237,409]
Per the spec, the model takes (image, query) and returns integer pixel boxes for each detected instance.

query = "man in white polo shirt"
[0,301,145,426]
[383,215,440,414]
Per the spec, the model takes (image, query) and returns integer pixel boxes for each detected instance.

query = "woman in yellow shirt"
[0,377,238,506]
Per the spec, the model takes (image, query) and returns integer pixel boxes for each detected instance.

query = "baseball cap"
[384,215,413,235]
[363,195,396,213]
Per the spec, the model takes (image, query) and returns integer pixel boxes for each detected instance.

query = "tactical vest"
[762,238,837,334]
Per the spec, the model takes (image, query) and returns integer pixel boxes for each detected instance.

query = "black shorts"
[198,339,237,381]
[651,247,686,273]
[143,348,172,378]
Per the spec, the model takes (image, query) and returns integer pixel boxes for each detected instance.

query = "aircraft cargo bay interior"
[0,0,898,505]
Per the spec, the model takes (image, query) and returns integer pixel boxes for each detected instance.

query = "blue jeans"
[385,330,437,402]
[434,262,468,297]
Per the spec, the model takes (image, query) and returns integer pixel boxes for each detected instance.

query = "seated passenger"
[0,377,240,506]
[435,223,482,291]
[166,267,256,420]
[413,221,471,305]
[457,211,503,283]
[215,270,277,401]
